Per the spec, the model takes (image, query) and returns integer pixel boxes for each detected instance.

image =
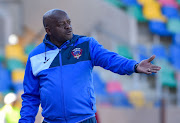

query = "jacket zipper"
[59,48,67,122]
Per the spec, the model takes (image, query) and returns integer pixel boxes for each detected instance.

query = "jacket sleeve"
[19,56,40,123]
[89,37,138,75]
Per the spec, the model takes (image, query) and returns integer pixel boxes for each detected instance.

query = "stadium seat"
[162,6,179,19]
[149,20,172,36]
[136,45,148,62]
[143,3,166,22]
[6,59,25,71]
[93,71,109,105]
[159,0,178,8]
[126,5,147,22]
[155,60,177,87]
[0,64,12,93]
[93,71,106,95]
[128,90,145,108]
[11,69,25,83]
[169,44,180,70]
[137,0,156,5]
[5,44,27,63]
[172,33,180,46]
[106,80,132,107]
[104,0,125,8]
[167,18,180,33]
[108,92,132,107]
[24,43,36,55]
[106,80,123,93]
[0,54,5,63]
[121,0,139,6]
[177,0,180,4]
[117,45,133,59]
[13,83,23,93]
[151,44,168,60]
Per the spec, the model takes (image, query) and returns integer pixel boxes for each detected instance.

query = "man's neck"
[49,36,66,47]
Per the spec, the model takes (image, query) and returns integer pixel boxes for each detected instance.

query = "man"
[19,9,161,123]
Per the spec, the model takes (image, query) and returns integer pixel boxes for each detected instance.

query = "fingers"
[151,65,161,70]
[147,55,156,62]
[145,66,161,75]
[145,69,152,74]
[150,69,159,73]
[146,72,152,75]
[145,70,155,75]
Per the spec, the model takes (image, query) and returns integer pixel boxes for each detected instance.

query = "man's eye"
[58,23,64,27]
[67,21,71,24]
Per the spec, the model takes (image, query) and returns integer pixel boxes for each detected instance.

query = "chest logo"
[71,48,82,59]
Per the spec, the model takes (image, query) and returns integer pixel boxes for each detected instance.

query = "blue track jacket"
[19,34,138,123]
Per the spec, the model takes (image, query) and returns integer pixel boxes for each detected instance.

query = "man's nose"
[65,23,71,29]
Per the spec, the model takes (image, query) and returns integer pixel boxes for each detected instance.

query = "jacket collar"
[43,34,74,49]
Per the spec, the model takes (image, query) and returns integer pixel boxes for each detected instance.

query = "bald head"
[42,9,73,47]
[43,9,67,28]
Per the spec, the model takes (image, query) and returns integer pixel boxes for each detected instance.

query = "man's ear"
[45,27,51,35]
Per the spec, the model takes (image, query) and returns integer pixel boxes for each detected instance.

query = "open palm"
[136,55,161,74]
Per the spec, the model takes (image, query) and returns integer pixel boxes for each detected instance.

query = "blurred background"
[0,0,180,123]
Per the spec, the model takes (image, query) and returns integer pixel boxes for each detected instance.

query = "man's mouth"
[67,30,72,35]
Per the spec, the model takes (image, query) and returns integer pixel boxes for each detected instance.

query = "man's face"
[48,12,73,43]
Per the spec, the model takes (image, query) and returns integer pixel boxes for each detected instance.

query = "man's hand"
[136,55,161,74]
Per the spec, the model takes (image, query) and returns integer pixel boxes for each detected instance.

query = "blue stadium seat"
[121,0,140,6]
[137,45,148,62]
[108,92,133,107]
[172,33,180,46]
[151,44,168,60]
[149,20,172,36]
[0,63,12,93]
[162,6,179,19]
[169,44,180,70]
[92,71,110,105]
[93,71,107,95]
[13,82,23,93]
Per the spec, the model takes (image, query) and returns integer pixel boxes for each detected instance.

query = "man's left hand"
[136,55,161,74]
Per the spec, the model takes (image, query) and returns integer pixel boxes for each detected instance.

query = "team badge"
[71,48,82,59]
